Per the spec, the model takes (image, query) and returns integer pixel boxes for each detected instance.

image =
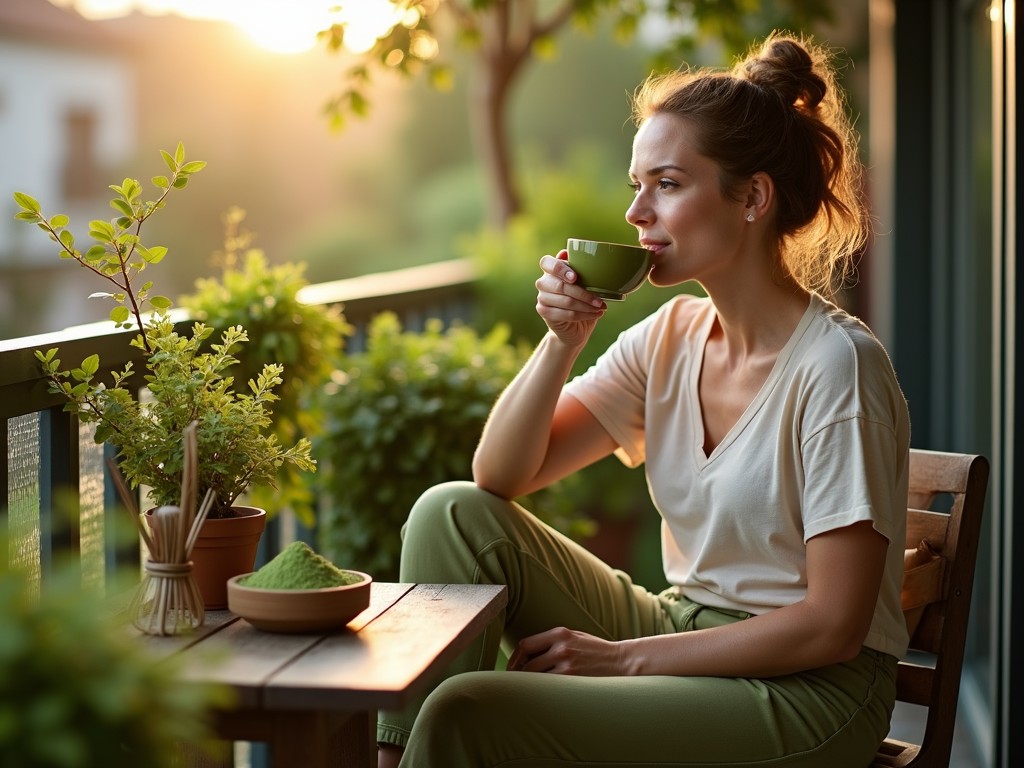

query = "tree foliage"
[321,0,835,225]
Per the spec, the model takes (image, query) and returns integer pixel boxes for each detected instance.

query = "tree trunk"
[458,0,578,228]
[471,50,522,228]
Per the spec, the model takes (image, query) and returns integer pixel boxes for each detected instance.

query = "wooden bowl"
[226,571,372,633]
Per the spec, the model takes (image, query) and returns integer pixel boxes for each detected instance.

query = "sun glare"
[64,0,405,55]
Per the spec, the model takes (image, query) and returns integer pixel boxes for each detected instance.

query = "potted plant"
[12,144,316,608]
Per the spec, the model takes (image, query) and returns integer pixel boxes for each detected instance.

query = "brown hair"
[630,32,867,297]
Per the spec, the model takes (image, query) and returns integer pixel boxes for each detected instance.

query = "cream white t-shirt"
[564,293,911,659]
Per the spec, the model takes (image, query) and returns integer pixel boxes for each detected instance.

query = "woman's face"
[626,112,750,290]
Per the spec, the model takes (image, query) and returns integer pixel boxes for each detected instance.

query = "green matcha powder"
[240,541,361,590]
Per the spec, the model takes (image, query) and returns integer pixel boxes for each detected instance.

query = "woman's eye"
[658,178,677,190]
[627,180,640,192]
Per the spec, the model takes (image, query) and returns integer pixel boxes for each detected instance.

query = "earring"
[745,212,755,222]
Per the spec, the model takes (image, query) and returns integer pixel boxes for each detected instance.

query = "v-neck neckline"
[691,296,817,467]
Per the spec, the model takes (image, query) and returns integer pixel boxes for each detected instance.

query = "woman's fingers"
[537,252,605,311]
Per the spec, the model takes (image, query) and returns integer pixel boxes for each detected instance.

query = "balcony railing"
[0,258,479,592]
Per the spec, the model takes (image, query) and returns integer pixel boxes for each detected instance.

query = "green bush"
[0,557,230,768]
[180,217,351,525]
[313,312,583,580]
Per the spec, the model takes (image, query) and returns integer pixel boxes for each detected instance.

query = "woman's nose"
[625,195,650,227]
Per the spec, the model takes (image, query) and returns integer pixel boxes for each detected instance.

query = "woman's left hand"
[507,627,628,676]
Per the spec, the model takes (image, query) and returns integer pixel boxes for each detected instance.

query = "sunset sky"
[51,0,405,54]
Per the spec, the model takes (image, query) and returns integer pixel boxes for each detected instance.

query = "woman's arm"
[472,253,619,499]
[472,336,618,499]
[508,520,888,676]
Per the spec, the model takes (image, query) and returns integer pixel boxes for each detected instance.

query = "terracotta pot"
[146,505,267,610]
[190,506,267,609]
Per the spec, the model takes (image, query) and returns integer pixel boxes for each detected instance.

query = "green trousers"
[377,481,897,767]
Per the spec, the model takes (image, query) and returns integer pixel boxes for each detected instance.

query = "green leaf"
[49,214,69,228]
[84,245,107,261]
[149,295,172,309]
[181,161,206,173]
[123,178,142,201]
[145,245,168,264]
[348,89,369,117]
[58,229,74,249]
[80,354,100,375]
[110,198,133,217]
[172,176,189,189]
[174,142,186,165]
[110,306,131,324]
[13,192,40,212]
[160,149,176,172]
[14,211,41,222]
[88,219,115,240]
[152,175,169,188]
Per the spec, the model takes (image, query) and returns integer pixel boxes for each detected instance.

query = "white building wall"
[0,38,135,261]
[0,33,135,334]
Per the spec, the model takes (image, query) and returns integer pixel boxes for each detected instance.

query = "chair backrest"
[873,449,989,768]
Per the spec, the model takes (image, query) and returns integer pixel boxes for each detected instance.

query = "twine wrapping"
[121,421,214,636]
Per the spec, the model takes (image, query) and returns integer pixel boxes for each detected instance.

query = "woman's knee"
[412,672,509,745]
[399,482,517,579]
[403,481,516,541]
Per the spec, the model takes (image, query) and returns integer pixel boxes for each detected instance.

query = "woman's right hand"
[536,251,606,348]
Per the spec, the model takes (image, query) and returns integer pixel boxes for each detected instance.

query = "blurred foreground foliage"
[0,547,232,768]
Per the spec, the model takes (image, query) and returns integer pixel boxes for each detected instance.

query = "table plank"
[135,609,239,654]
[173,582,415,706]
[264,583,507,711]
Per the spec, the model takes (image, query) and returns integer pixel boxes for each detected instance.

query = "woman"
[378,32,910,767]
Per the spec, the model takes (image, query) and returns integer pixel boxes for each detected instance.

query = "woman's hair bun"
[742,36,827,112]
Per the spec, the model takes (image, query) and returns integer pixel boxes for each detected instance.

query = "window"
[62,107,99,200]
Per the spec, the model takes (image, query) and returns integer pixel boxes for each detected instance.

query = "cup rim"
[567,237,648,251]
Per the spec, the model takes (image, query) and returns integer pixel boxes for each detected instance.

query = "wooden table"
[138,582,507,768]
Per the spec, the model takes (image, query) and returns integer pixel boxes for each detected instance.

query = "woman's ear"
[743,172,775,222]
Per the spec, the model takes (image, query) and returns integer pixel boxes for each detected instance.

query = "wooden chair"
[872,449,990,768]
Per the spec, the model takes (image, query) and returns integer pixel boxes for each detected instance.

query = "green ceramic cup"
[565,238,653,301]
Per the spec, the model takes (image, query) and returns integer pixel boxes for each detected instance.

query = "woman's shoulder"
[804,295,893,363]
[798,295,906,402]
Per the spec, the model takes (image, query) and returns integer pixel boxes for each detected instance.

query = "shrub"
[180,212,350,524]
[314,312,581,580]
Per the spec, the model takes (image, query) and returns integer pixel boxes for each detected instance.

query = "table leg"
[214,708,376,768]
[269,709,376,768]
[337,709,377,766]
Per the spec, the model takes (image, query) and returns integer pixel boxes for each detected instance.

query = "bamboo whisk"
[128,422,213,636]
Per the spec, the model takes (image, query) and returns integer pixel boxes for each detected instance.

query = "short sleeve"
[796,325,911,544]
